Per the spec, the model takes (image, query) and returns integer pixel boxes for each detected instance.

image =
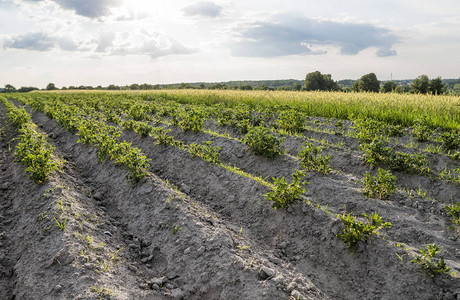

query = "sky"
[0,0,459,88]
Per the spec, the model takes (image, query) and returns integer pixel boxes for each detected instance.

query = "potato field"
[0,90,459,299]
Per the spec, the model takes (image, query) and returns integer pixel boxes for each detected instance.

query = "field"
[0,90,459,299]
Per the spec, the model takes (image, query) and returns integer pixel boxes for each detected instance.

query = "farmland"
[0,90,459,299]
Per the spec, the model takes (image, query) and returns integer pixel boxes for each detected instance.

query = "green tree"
[239,84,253,90]
[4,84,16,92]
[383,81,398,93]
[429,77,444,95]
[411,75,429,94]
[351,82,359,92]
[358,73,380,92]
[46,83,57,90]
[304,71,338,91]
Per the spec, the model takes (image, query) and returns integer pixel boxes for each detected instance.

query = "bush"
[360,168,397,200]
[243,126,284,158]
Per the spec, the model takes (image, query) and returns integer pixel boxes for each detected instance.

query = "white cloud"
[182,1,223,18]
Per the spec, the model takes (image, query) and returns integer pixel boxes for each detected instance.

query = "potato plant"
[187,141,221,164]
[337,212,392,253]
[412,244,450,278]
[243,126,284,158]
[266,170,307,209]
[15,125,58,183]
[298,143,332,174]
[360,168,397,200]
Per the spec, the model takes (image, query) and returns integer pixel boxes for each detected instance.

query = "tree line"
[1,73,457,94]
[303,71,446,94]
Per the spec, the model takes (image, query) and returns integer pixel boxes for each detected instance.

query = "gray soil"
[1,102,459,300]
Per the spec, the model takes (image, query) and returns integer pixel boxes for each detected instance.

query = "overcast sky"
[0,0,459,87]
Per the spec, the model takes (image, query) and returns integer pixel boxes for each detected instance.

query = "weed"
[412,244,450,278]
[337,212,392,253]
[54,216,67,231]
[360,168,397,200]
[236,245,250,251]
[91,284,117,299]
[172,225,181,234]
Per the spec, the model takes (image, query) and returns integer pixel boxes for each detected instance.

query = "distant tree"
[17,86,39,93]
[382,81,398,93]
[429,77,444,95]
[292,82,302,91]
[107,84,120,90]
[199,83,206,89]
[4,84,16,92]
[255,85,273,91]
[453,84,460,95]
[208,83,227,90]
[129,83,140,90]
[239,84,253,90]
[46,83,57,90]
[411,75,429,94]
[304,71,338,91]
[179,82,193,89]
[358,73,380,92]
[351,82,360,92]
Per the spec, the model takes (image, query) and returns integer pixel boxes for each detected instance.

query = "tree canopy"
[304,71,338,91]
[411,75,429,94]
[46,83,57,90]
[358,73,380,92]
[382,81,398,93]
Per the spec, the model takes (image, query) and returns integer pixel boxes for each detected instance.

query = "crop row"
[0,96,58,183]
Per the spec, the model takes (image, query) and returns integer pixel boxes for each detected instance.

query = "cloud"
[95,31,116,52]
[140,39,197,58]
[231,14,398,57]
[95,29,197,59]
[24,0,121,18]
[182,1,222,18]
[3,31,78,51]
